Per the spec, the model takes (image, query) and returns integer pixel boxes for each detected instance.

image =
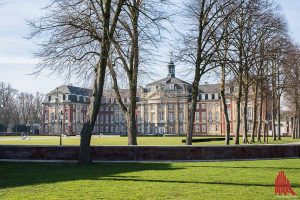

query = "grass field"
[0,135,299,146]
[0,159,299,199]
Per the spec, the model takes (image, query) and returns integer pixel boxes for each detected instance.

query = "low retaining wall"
[0,145,299,161]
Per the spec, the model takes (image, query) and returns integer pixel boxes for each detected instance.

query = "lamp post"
[0,103,4,132]
[26,123,30,135]
[59,111,64,146]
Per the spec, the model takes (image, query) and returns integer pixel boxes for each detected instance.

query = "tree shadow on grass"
[0,162,182,189]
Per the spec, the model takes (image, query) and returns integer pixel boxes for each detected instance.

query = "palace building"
[41,59,273,136]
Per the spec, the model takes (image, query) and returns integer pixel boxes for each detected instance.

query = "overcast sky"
[0,0,299,94]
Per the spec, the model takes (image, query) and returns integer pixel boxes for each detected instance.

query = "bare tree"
[16,92,44,124]
[108,0,168,145]
[178,0,239,145]
[284,45,300,139]
[29,0,126,164]
[0,82,18,132]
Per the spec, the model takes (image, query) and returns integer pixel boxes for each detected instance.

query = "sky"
[0,0,300,94]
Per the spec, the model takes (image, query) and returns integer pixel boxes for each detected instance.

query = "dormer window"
[48,95,51,102]
[169,84,174,90]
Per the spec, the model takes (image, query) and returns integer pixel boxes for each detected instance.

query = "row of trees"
[29,0,300,164]
[0,82,43,132]
[177,0,300,145]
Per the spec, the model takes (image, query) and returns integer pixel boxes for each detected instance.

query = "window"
[105,107,109,111]
[63,95,66,101]
[51,112,55,122]
[212,94,215,99]
[179,125,184,134]
[215,124,219,131]
[65,112,69,121]
[179,103,183,109]
[215,93,219,100]
[169,113,174,122]
[195,125,200,132]
[169,84,174,90]
[111,115,114,123]
[48,96,51,102]
[45,112,49,121]
[215,112,219,122]
[159,110,164,121]
[169,126,174,134]
[228,109,231,119]
[205,94,208,100]
[225,99,230,104]
[111,126,114,133]
[105,115,109,123]
[116,126,119,133]
[51,124,55,132]
[202,125,207,132]
[110,106,114,111]
[196,104,200,109]
[198,94,202,100]
[179,112,183,122]
[209,112,213,122]
[201,112,206,122]
[195,112,200,121]
[168,104,173,109]
[201,103,206,109]
[73,112,76,122]
[247,107,252,119]
[105,126,109,133]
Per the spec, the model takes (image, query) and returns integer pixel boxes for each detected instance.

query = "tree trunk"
[242,84,249,144]
[187,80,199,145]
[79,61,107,164]
[263,92,268,143]
[235,73,243,145]
[272,94,276,141]
[220,65,230,145]
[277,95,281,140]
[79,0,120,164]
[257,82,263,142]
[127,81,138,145]
[251,81,258,143]
[294,116,299,139]
[272,63,277,141]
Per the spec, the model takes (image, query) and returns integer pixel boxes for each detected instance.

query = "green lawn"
[0,135,299,146]
[0,159,299,199]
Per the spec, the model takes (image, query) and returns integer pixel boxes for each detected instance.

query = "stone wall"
[0,145,299,161]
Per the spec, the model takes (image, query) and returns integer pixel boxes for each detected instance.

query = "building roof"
[47,85,92,96]
[102,89,141,98]
[198,83,221,93]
